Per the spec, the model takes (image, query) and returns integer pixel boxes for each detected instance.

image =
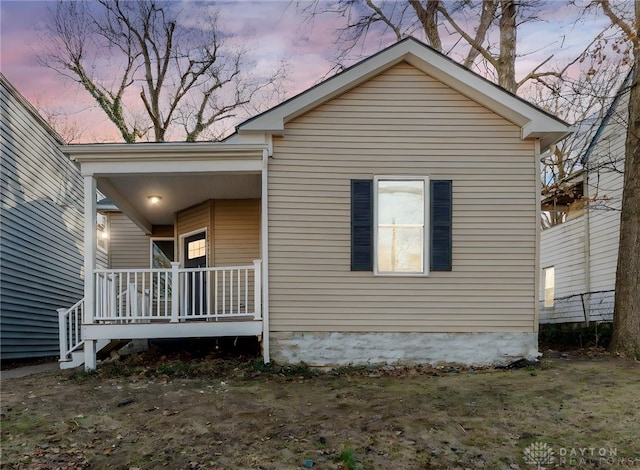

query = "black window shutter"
[430,180,453,271]
[351,179,373,271]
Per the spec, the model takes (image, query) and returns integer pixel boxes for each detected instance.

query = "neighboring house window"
[543,267,555,308]
[351,178,452,274]
[97,212,108,253]
[151,238,174,268]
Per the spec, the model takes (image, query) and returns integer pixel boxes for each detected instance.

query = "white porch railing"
[58,298,84,361]
[94,260,262,323]
[58,261,262,364]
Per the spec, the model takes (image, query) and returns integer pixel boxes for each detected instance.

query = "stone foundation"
[270,332,539,367]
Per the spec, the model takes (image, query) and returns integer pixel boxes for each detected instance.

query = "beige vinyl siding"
[177,201,211,236]
[212,199,260,312]
[268,62,537,333]
[176,199,259,267]
[214,199,260,266]
[108,213,150,268]
[177,201,212,264]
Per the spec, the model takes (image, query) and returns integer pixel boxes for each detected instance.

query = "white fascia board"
[64,141,267,163]
[64,142,266,176]
[81,158,263,176]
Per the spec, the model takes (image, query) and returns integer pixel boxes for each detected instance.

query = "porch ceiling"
[98,173,261,226]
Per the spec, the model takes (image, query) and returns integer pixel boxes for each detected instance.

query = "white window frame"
[150,237,175,269]
[373,175,429,277]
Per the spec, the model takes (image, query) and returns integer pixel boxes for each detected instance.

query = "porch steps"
[59,339,112,370]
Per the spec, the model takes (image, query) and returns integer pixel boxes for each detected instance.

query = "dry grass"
[1,351,639,469]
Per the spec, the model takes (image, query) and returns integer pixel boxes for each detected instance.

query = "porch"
[61,141,271,370]
[59,262,262,368]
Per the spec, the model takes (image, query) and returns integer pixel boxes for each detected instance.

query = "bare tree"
[301,0,584,94]
[39,0,286,142]
[36,101,87,144]
[537,54,631,228]
[300,0,630,223]
[596,0,640,359]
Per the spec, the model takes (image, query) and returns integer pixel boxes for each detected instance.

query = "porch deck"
[59,261,263,367]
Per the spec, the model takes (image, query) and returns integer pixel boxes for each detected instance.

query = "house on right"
[539,73,631,325]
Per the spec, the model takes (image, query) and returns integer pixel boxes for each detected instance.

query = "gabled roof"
[0,73,65,145]
[581,68,633,165]
[237,37,570,152]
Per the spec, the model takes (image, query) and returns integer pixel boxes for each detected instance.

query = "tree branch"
[437,3,498,69]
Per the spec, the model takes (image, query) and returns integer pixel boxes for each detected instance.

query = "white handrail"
[58,298,84,361]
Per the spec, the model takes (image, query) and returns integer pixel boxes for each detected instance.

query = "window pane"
[377,180,424,225]
[187,239,206,260]
[378,226,423,272]
[97,213,108,251]
[544,267,555,307]
[152,240,174,268]
[376,178,426,274]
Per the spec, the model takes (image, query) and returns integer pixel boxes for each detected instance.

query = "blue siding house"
[0,73,84,360]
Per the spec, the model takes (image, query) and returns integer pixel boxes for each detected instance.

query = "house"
[539,73,630,325]
[60,38,571,370]
[0,74,87,360]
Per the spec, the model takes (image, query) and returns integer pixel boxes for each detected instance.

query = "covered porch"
[60,141,270,370]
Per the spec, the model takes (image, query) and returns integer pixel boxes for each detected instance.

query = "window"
[187,239,206,260]
[151,239,174,268]
[375,177,428,274]
[97,212,108,252]
[543,267,555,308]
[351,178,452,274]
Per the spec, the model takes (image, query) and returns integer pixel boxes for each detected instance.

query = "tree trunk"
[610,4,640,359]
[497,0,517,93]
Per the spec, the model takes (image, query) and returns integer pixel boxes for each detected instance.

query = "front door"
[184,231,207,315]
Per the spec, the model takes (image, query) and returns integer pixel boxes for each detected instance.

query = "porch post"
[84,340,97,370]
[170,262,180,323]
[253,259,262,319]
[83,175,97,370]
[57,308,68,360]
[261,149,270,363]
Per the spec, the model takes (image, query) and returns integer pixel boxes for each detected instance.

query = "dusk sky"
[0,1,622,143]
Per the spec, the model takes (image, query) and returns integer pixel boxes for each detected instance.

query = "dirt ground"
[1,348,639,469]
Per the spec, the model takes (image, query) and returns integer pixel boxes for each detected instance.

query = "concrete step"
[59,339,111,370]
